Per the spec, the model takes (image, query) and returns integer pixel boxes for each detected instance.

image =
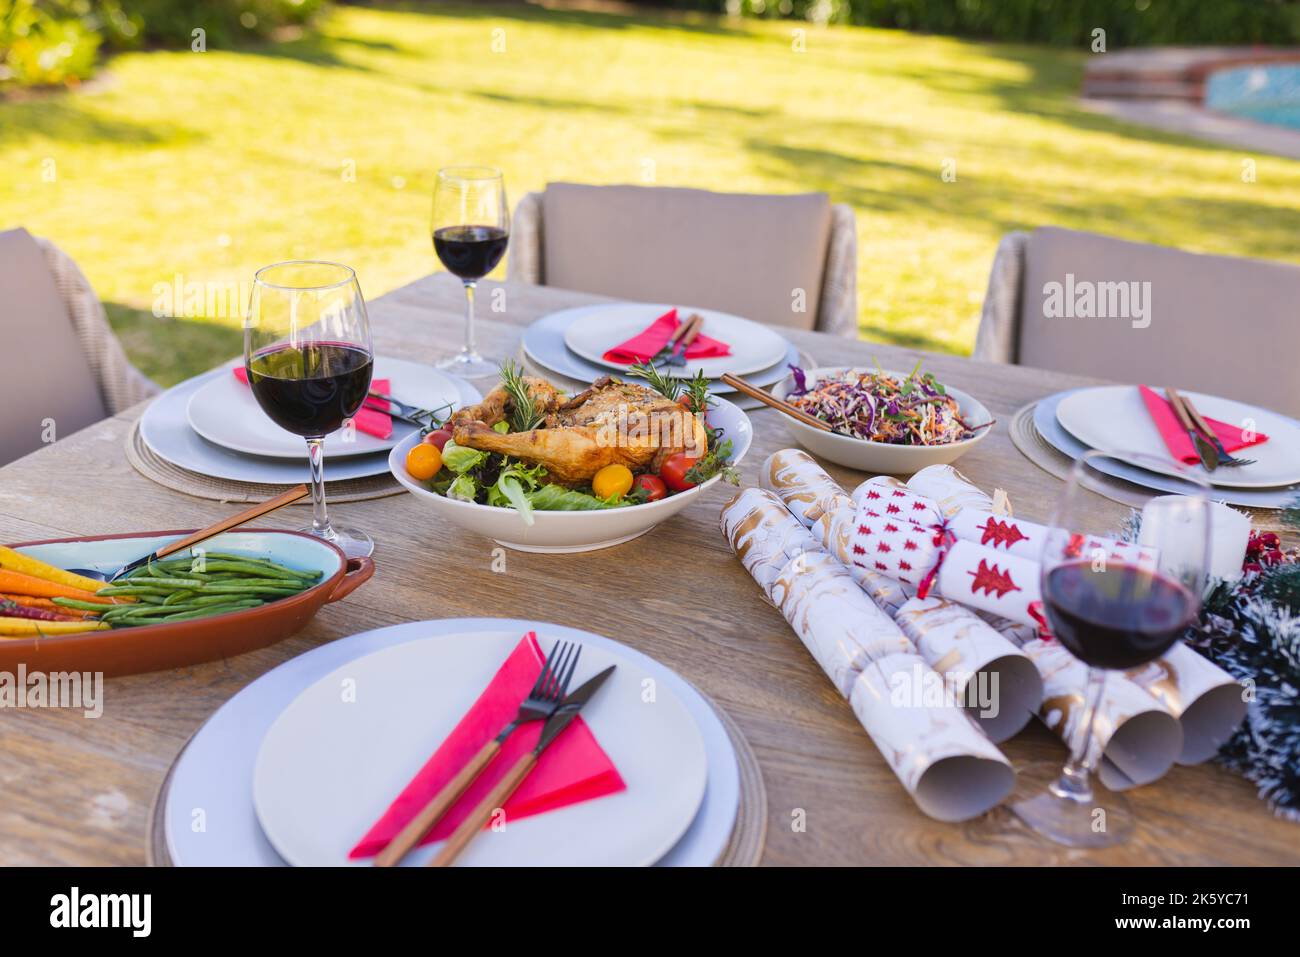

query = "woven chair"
[973,226,1300,416]
[509,183,858,337]
[0,227,160,464]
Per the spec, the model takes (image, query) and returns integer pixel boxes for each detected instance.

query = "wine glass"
[431,166,509,378]
[1011,450,1211,847]
[245,261,375,559]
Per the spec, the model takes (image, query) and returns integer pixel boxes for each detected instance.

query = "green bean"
[95,585,171,597]
[124,577,206,589]
[52,598,115,613]
[163,590,196,605]
[193,554,320,579]
[197,580,307,593]
[159,600,263,622]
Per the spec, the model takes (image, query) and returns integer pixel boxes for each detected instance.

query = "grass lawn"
[4,2,1300,385]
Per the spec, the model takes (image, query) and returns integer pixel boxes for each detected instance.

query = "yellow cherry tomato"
[405,443,443,481]
[592,464,634,500]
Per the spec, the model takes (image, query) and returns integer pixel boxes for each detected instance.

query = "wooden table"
[0,273,1294,866]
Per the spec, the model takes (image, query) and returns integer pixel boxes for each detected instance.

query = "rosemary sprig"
[684,369,711,416]
[499,360,545,433]
[627,360,682,400]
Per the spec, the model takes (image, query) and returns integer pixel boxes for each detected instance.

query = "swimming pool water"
[1206,64,1300,131]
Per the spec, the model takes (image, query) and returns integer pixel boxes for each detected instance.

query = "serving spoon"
[68,484,309,582]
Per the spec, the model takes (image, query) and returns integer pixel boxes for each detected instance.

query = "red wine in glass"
[1043,561,1198,669]
[247,343,374,438]
[433,225,509,281]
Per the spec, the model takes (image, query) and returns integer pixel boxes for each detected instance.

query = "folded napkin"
[233,367,393,440]
[349,632,625,859]
[602,307,732,365]
[1138,385,1268,464]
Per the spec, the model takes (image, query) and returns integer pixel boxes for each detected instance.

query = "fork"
[373,640,580,867]
[368,391,455,428]
[1167,387,1256,469]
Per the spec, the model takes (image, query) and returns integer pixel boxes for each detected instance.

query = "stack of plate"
[1030,386,1300,508]
[158,618,747,867]
[137,357,480,486]
[521,303,807,409]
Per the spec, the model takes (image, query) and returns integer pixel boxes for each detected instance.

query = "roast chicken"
[450,375,708,486]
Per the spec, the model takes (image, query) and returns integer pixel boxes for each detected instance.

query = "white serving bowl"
[389,396,753,552]
[771,367,992,475]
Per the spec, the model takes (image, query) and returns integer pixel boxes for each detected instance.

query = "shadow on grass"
[0,96,190,148]
[105,304,242,387]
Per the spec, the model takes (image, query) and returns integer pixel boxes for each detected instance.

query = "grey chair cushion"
[540,183,832,331]
[1020,226,1300,416]
[0,228,108,464]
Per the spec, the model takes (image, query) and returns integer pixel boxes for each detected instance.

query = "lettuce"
[526,485,631,512]
[446,473,478,502]
[487,461,547,525]
[441,441,490,474]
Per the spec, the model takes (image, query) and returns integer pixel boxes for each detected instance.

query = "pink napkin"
[233,367,393,439]
[602,307,731,364]
[1138,385,1268,464]
[348,633,625,859]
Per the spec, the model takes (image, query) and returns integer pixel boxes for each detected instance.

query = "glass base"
[436,349,502,379]
[1010,759,1135,848]
[301,523,373,559]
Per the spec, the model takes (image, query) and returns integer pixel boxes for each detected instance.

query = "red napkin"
[233,367,393,440]
[602,307,732,365]
[1138,385,1268,464]
[348,633,625,859]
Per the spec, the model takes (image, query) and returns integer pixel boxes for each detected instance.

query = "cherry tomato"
[423,428,453,451]
[405,443,443,481]
[633,474,667,502]
[659,452,699,492]
[592,464,634,500]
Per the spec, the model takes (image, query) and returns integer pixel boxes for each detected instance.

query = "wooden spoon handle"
[373,738,501,867]
[155,484,310,559]
[428,751,538,867]
[1170,388,1216,439]
[679,313,705,348]
[720,373,833,433]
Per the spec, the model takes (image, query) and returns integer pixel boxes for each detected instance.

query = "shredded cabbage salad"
[786,362,977,446]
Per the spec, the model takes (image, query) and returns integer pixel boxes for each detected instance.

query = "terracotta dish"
[0,529,373,676]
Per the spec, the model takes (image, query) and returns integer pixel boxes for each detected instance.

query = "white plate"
[562,303,790,378]
[1056,386,1300,488]
[162,618,740,868]
[771,367,993,474]
[252,629,709,867]
[139,365,480,484]
[186,357,464,460]
[523,309,801,393]
[389,395,753,552]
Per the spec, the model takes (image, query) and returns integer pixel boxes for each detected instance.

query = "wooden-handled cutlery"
[1166,387,1255,469]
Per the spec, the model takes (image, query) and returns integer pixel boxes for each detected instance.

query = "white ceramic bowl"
[389,397,753,552]
[771,367,992,475]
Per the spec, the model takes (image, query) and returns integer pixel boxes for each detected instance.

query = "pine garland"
[1124,499,1300,821]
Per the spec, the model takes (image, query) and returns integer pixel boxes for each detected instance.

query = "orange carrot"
[0,545,112,594]
[0,594,95,619]
[0,570,115,604]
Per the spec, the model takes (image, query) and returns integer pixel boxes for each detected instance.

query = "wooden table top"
[0,272,1294,866]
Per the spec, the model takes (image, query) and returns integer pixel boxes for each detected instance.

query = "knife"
[428,665,617,866]
[665,313,704,367]
[1165,387,1219,472]
[649,313,702,367]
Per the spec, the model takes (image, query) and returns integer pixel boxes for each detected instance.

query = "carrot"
[0,617,110,636]
[0,570,116,604]
[0,593,96,618]
[0,545,112,594]
[0,600,79,622]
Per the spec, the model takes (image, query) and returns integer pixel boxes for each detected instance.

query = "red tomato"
[634,474,667,502]
[424,428,453,451]
[659,452,699,492]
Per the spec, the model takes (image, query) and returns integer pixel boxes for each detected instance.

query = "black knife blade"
[535,664,616,752]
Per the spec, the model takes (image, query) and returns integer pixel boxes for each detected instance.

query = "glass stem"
[462,279,477,357]
[305,437,332,538]
[1052,666,1107,804]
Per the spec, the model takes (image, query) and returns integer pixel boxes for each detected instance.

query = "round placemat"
[146,690,767,868]
[126,421,404,504]
[1009,402,1153,508]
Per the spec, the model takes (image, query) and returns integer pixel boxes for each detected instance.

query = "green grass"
[5,2,1300,385]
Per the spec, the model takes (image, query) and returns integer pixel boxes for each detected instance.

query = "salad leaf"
[446,473,478,502]
[487,460,548,525]
[442,441,490,474]
[526,484,631,511]
[685,435,740,486]
[788,364,809,396]
[492,421,510,434]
